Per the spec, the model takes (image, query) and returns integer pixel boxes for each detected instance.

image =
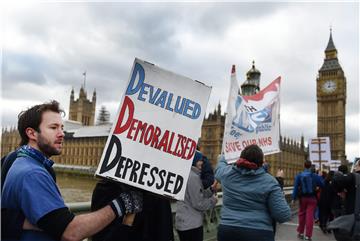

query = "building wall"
[69,88,96,126]
[52,135,108,166]
[1,128,107,167]
[1,128,20,156]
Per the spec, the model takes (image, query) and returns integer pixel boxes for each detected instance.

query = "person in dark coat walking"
[318,171,335,233]
[331,160,360,241]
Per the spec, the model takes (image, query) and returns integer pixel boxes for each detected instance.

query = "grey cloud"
[2,52,48,90]
[190,2,284,35]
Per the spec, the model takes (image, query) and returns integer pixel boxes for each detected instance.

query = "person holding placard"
[215,144,290,241]
[1,101,142,241]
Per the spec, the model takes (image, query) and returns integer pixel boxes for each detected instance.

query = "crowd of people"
[1,100,359,241]
[291,159,360,241]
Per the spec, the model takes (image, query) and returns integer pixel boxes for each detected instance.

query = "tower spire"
[325,28,336,52]
[83,71,87,89]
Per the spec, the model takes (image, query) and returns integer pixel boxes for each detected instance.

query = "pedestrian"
[318,170,335,233]
[1,100,142,241]
[330,159,360,241]
[292,160,324,240]
[275,169,285,190]
[330,165,348,218]
[215,144,291,241]
[195,145,215,191]
[175,150,217,241]
[91,179,174,241]
[201,154,215,190]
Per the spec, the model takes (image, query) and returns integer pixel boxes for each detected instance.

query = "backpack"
[299,172,316,196]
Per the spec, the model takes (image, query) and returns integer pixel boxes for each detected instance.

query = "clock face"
[322,80,337,93]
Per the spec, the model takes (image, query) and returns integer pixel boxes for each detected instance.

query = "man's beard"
[38,134,61,157]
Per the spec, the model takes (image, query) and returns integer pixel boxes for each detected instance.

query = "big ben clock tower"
[317,29,347,162]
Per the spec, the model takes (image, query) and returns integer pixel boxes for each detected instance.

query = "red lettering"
[242,139,257,148]
[235,141,242,151]
[258,137,273,146]
[150,127,161,148]
[157,130,170,151]
[126,119,138,139]
[185,139,196,160]
[133,120,144,141]
[166,132,175,155]
[144,125,154,145]
[225,141,242,153]
[138,121,148,143]
[114,96,135,134]
[175,135,184,157]
[181,138,191,159]
[180,136,187,157]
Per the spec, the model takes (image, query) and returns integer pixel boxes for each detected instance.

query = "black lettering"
[114,156,127,178]
[138,163,150,185]
[99,135,122,174]
[147,167,158,186]
[156,169,166,189]
[164,172,176,193]
[129,160,141,182]
[173,175,184,194]
[122,158,133,179]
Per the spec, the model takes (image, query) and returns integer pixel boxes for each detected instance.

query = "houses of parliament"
[1,31,346,186]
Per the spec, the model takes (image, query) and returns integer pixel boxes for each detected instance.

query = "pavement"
[203,214,336,241]
[276,215,336,241]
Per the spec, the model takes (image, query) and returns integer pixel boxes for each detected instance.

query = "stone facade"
[1,127,20,156]
[316,30,346,162]
[69,87,96,126]
[0,126,108,167]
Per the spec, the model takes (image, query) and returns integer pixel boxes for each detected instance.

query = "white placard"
[95,58,212,200]
[222,65,281,163]
[309,137,331,169]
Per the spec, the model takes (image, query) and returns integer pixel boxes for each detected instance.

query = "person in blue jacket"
[215,144,291,241]
[291,160,324,241]
[1,101,142,241]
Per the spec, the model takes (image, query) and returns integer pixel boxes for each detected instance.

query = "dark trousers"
[217,224,275,241]
[177,226,203,241]
[319,205,333,230]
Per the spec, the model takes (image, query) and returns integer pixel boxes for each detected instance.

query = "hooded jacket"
[175,166,217,231]
[215,155,291,231]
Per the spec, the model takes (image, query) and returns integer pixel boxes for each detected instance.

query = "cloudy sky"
[1,1,359,161]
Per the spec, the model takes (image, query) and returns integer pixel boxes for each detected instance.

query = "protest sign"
[309,137,331,169]
[223,65,281,163]
[95,58,211,200]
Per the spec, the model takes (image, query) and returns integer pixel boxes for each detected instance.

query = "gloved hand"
[110,190,143,218]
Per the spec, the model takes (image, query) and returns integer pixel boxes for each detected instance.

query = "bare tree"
[97,105,110,125]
